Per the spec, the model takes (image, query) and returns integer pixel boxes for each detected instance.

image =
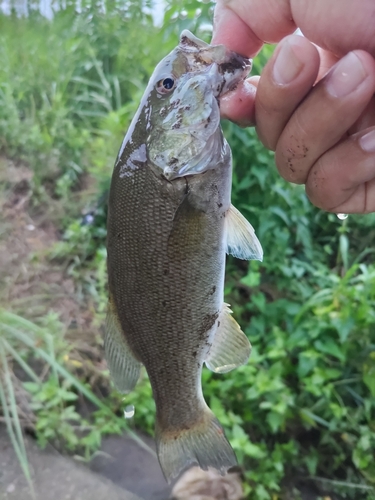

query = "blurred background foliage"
[0,0,374,499]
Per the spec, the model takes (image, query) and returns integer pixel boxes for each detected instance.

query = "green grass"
[0,1,375,499]
[0,348,35,498]
[0,310,155,458]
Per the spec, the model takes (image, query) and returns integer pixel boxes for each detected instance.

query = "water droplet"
[82,214,94,225]
[337,213,348,220]
[6,484,15,493]
[124,405,135,419]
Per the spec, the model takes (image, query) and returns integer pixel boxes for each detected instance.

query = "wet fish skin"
[105,30,263,483]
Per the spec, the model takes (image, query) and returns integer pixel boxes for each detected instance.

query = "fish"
[105,30,263,484]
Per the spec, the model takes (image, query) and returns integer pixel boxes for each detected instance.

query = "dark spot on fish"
[180,35,200,49]
[218,321,220,327]
[207,116,210,123]
[197,313,219,340]
[183,177,189,195]
[183,104,191,111]
[217,202,222,208]
[168,156,178,166]
[172,119,182,129]
[228,81,239,92]
[220,58,248,73]
[211,286,216,295]
[192,351,197,358]
[217,79,226,95]
[193,53,206,65]
[162,300,167,307]
[163,269,169,275]
[117,232,122,239]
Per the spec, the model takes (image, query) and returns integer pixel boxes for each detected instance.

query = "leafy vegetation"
[0,1,374,499]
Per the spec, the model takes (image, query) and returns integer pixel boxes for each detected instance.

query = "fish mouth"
[217,55,252,96]
[179,30,252,98]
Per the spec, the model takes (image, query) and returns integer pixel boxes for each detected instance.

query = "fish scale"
[105,30,263,483]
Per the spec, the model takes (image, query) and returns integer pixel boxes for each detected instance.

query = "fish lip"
[218,55,252,79]
[216,53,252,98]
[202,56,251,99]
[178,30,251,97]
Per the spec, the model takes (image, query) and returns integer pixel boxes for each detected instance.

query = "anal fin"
[205,304,251,373]
[104,298,141,393]
[225,204,263,261]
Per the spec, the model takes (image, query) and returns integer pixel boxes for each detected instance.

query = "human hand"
[212,0,375,213]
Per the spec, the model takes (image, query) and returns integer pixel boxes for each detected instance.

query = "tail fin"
[156,407,237,484]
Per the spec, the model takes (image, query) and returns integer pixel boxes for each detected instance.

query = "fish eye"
[156,76,176,94]
[162,77,175,90]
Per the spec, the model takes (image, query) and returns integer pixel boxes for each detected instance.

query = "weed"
[0,310,155,465]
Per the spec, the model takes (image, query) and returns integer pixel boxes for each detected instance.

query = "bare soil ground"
[0,156,96,328]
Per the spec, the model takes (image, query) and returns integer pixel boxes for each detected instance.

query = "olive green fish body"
[106,31,263,483]
[108,137,231,421]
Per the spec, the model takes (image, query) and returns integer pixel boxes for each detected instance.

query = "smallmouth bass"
[105,30,263,483]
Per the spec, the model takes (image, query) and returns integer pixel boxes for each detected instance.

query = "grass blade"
[0,346,35,497]
[0,312,156,457]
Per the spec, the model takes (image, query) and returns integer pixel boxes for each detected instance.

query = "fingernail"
[273,39,304,85]
[326,52,367,98]
[359,129,375,153]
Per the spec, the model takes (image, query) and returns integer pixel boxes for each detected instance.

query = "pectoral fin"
[104,298,141,393]
[225,204,263,261]
[205,304,251,373]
